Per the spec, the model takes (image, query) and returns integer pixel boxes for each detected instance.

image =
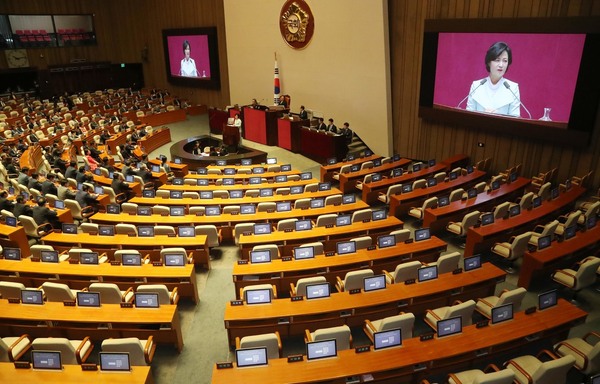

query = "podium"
[222,124,240,148]
[242,106,282,145]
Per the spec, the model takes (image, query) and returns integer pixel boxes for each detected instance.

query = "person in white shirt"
[233,113,242,146]
[179,40,199,77]
[466,42,521,117]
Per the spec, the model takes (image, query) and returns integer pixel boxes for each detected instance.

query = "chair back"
[121,203,138,214]
[295,276,327,297]
[234,223,254,244]
[32,338,78,365]
[493,202,511,219]
[252,244,279,260]
[116,223,137,235]
[532,355,575,384]
[68,248,93,262]
[137,284,172,305]
[540,220,559,237]
[239,333,281,360]
[154,225,176,235]
[379,313,415,340]
[114,250,142,264]
[436,251,461,274]
[294,198,311,209]
[351,208,372,223]
[325,194,342,206]
[151,205,170,215]
[312,325,352,350]
[574,257,600,290]
[510,232,533,260]
[350,236,372,250]
[101,337,147,366]
[19,216,45,238]
[315,214,337,227]
[0,281,27,300]
[343,269,374,291]
[473,369,515,384]
[276,219,297,231]
[391,229,411,243]
[194,225,220,247]
[538,182,552,201]
[461,210,481,229]
[564,210,582,228]
[412,179,426,190]
[445,300,476,326]
[42,282,76,302]
[496,287,527,310]
[392,261,421,283]
[30,244,54,259]
[300,242,324,255]
[89,283,124,304]
[449,188,465,202]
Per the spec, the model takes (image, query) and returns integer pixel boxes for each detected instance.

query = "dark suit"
[27,179,43,192]
[327,124,338,133]
[13,203,33,218]
[32,205,60,228]
[75,190,98,209]
[317,123,327,131]
[111,179,131,196]
[0,197,13,212]
[65,166,77,179]
[299,110,308,120]
[41,180,58,196]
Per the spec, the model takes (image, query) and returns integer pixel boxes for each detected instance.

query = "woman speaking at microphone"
[466,42,521,117]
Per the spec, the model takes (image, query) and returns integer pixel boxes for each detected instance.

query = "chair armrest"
[420,380,432,384]
[272,285,277,299]
[144,335,156,365]
[452,299,464,306]
[142,254,150,264]
[335,276,344,292]
[533,225,545,233]
[537,349,560,361]
[447,374,464,384]
[554,340,588,370]
[290,283,297,296]
[7,334,31,362]
[484,363,501,373]
[552,269,577,288]
[81,205,95,217]
[217,228,223,243]
[364,319,377,333]
[122,287,134,302]
[304,329,312,343]
[36,223,53,236]
[382,270,393,284]
[505,359,533,384]
[170,287,179,305]
[75,336,93,364]
[583,331,600,345]
[477,298,495,309]
[187,251,194,264]
[235,337,241,350]
[274,331,282,356]
[425,309,441,321]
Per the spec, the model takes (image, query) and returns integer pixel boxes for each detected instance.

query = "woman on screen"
[179,40,199,77]
[466,42,521,117]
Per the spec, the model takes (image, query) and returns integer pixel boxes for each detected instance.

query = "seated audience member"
[32,197,61,229]
[17,167,30,186]
[75,166,89,184]
[13,195,33,218]
[57,179,76,201]
[85,150,99,171]
[111,173,134,200]
[64,161,78,179]
[27,173,43,191]
[75,184,100,212]
[341,122,354,144]
[327,118,338,133]
[299,105,308,120]
[136,164,153,183]
[41,173,58,195]
[0,190,13,212]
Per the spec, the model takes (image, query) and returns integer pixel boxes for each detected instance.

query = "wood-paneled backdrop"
[1,0,599,190]
[389,0,600,190]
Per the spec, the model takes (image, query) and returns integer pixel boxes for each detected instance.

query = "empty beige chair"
[412,179,426,190]
[222,205,239,215]
[29,188,42,199]
[475,287,527,319]
[252,244,279,260]
[304,183,319,193]
[351,208,372,223]
[505,352,575,384]
[213,190,229,199]
[305,325,352,351]
[555,210,581,237]
[42,282,82,302]
[64,199,94,222]
[69,248,107,263]
[152,205,170,215]
[18,215,52,242]
[160,248,192,265]
[234,223,255,245]
[554,331,600,375]
[189,206,206,215]
[552,256,600,302]
[390,229,411,243]
[447,210,481,237]
[336,269,374,292]
[383,260,422,284]
[240,284,277,302]
[378,184,402,204]
[207,168,222,175]
[89,283,134,304]
[121,202,138,214]
[0,334,32,362]
[299,241,324,255]
[237,168,252,175]
[426,251,461,275]
[80,223,99,234]
[290,276,327,297]
[492,201,511,220]
[408,197,437,220]
[0,282,33,300]
[364,312,415,342]
[324,194,342,206]
[154,225,176,235]
[350,236,372,250]
[434,172,447,183]
[116,223,137,235]
[275,187,290,196]
[194,225,222,248]
[101,337,155,366]
[236,332,282,360]
[424,299,476,331]
[491,232,532,273]
[537,182,552,201]
[137,284,179,305]
[294,198,311,209]
[276,218,298,231]
[156,190,170,198]
[516,192,535,210]
[315,214,337,227]
[267,165,281,173]
[578,201,600,225]
[32,337,93,365]
[332,165,352,181]
[183,178,197,185]
[114,250,149,265]
[182,192,199,199]
[449,188,466,203]
[30,244,61,260]
[257,202,276,212]
[447,367,515,384]
[529,220,559,246]
[361,161,374,170]
[245,189,260,198]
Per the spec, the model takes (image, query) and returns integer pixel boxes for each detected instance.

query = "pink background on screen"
[433,33,585,122]
[167,35,211,78]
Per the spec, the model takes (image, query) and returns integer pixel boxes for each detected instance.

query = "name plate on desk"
[291,296,303,302]
[128,233,137,237]
[325,251,335,257]
[452,268,463,275]
[287,355,304,363]
[404,279,416,285]
[120,302,133,308]
[168,233,176,237]
[420,333,434,341]
[69,259,79,264]
[476,320,489,328]
[525,307,537,315]
[367,245,376,251]
[8,298,20,304]
[63,300,76,306]
[237,260,248,265]
[14,361,31,369]
[281,256,292,262]
[111,261,121,266]
[216,362,234,369]
[243,231,252,236]
[362,219,371,223]
[152,261,163,266]
[355,345,371,353]
[81,363,98,371]
[30,257,40,262]
[349,288,361,295]
[230,300,243,306]
[325,224,334,228]
[284,228,293,233]
[405,239,414,244]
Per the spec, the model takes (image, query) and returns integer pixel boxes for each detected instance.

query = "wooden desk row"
[464,185,586,257]
[216,299,585,383]
[40,232,210,269]
[158,177,320,192]
[232,236,447,298]
[0,298,184,352]
[423,177,531,234]
[0,258,199,303]
[519,223,600,288]
[238,216,404,259]
[338,158,412,193]
[137,127,172,155]
[389,170,487,218]
[182,168,302,181]
[148,158,188,178]
[92,173,143,197]
[0,363,153,384]
[224,262,506,347]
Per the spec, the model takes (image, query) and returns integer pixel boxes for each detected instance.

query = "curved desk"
[0,363,152,384]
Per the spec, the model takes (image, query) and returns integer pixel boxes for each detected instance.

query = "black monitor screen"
[295,220,312,231]
[412,163,422,172]
[174,158,182,164]
[467,188,478,199]
[170,206,185,216]
[281,164,292,172]
[300,172,312,180]
[253,223,271,235]
[564,225,577,240]
[336,241,356,255]
[178,226,195,237]
[373,328,402,350]
[481,213,495,226]
[32,350,62,370]
[217,160,228,166]
[122,253,142,266]
[77,291,101,307]
[538,289,558,310]
[200,191,213,199]
[293,246,314,260]
[266,158,277,165]
[250,250,271,264]
[164,254,186,266]
[235,347,268,368]
[318,182,331,191]
[551,187,559,200]
[305,283,330,299]
[241,159,252,166]
[448,171,458,180]
[62,223,77,234]
[290,186,303,194]
[275,175,287,183]
[249,177,261,185]
[327,157,337,165]
[537,235,552,250]
[54,200,65,210]
[418,265,438,282]
[377,235,396,249]
[437,316,462,337]
[491,303,513,325]
[310,198,324,208]
[3,247,21,260]
[135,292,160,308]
[336,215,351,227]
[491,180,501,190]
[427,178,437,187]
[464,255,482,271]
[306,339,337,360]
[137,207,152,216]
[414,228,431,242]
[151,165,160,173]
[41,250,59,263]
[99,352,131,372]
[587,215,597,229]
[223,178,235,185]
[230,190,243,199]
[372,209,387,221]
[240,204,256,214]
[252,167,265,174]
[392,168,403,177]
[170,191,183,199]
[401,184,412,193]
[259,188,273,197]
[197,179,209,186]
[94,186,104,195]
[99,225,114,236]
[532,196,542,208]
[4,216,17,227]
[342,194,356,204]
[438,196,450,207]
[106,204,120,214]
[244,289,271,304]
[21,289,44,304]
[363,275,386,292]
[373,159,382,167]
[80,252,99,265]
[371,173,382,182]
[509,205,521,217]
[172,178,183,185]
[205,206,221,216]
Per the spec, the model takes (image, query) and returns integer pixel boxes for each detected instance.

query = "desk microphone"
[457,79,487,109]
[503,81,532,119]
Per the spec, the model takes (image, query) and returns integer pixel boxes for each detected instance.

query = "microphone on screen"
[503,81,532,119]
[457,78,487,109]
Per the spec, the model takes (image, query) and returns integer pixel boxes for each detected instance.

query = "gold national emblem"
[280,0,314,49]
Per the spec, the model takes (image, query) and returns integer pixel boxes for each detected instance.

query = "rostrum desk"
[217,299,585,383]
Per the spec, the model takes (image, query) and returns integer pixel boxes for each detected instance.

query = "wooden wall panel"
[389,0,600,190]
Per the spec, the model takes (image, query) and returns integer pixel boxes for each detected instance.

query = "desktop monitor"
[62,223,77,234]
[590,374,600,384]
[310,198,324,208]
[249,177,261,185]
[532,196,542,208]
[170,191,183,199]
[290,186,304,195]
[216,160,227,166]
[417,265,438,282]
[241,159,252,166]
[235,347,268,368]
[250,250,271,264]
[373,159,382,167]
[564,179,572,191]
[252,167,265,174]
[509,205,521,217]
[481,213,495,226]
[3,247,20,261]
[437,316,462,337]
[371,173,382,182]
[259,188,273,197]
[21,191,29,200]
[438,195,450,207]
[205,206,221,216]
[467,188,478,199]
[466,165,474,174]
[537,235,552,251]
[253,223,271,235]
[463,255,482,271]
[281,164,292,172]
[551,187,560,200]
[151,165,160,173]
[122,253,142,266]
[538,289,558,310]
[125,175,134,183]
[200,191,214,199]
[377,235,396,249]
[335,215,351,227]
[363,275,386,292]
[223,178,235,186]
[244,288,271,304]
[392,168,403,177]
[197,179,209,186]
[587,215,597,229]
[414,228,431,242]
[40,250,59,263]
[108,172,114,179]
[275,175,288,183]
[197,168,208,175]
[134,292,160,308]
[365,150,374,157]
[491,303,514,325]
[77,291,101,307]
[427,178,437,187]
[266,157,277,165]
[448,171,458,180]
[21,289,44,304]
[509,172,518,183]
[373,328,402,350]
[327,157,337,165]
[98,225,115,236]
[564,225,577,240]
[99,352,131,372]
[4,216,16,227]
[491,180,501,190]
[230,190,243,199]
[412,163,422,172]
[94,186,104,195]
[306,339,337,361]
[342,194,356,204]
[428,159,436,167]
[7,186,14,195]
[174,157,182,164]
[53,200,65,210]
[401,184,412,193]
[93,168,102,176]
[31,350,62,370]
[178,226,195,237]
[80,252,99,265]
[276,201,291,212]
[300,172,312,180]
[305,283,330,299]
[336,241,356,255]
[137,206,152,216]
[170,206,185,216]
[106,203,120,214]
[164,254,186,266]
[318,182,331,191]
[77,183,83,191]
[240,204,256,215]
[372,209,387,221]
[295,220,312,231]
[293,246,314,260]
[138,226,155,237]
[223,168,235,175]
